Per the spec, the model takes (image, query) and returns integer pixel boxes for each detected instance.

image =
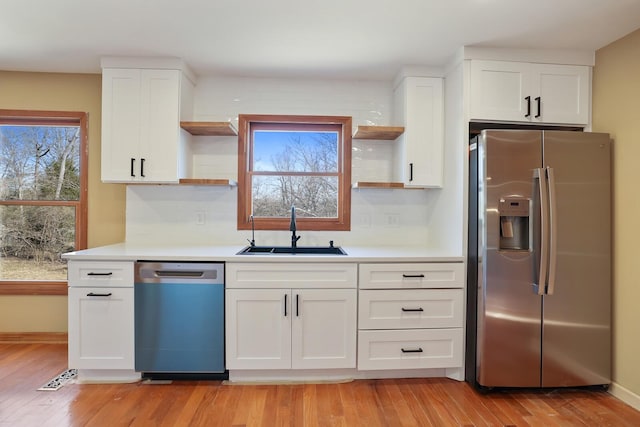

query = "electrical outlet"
[195,211,206,225]
[385,213,400,228]
[359,213,371,228]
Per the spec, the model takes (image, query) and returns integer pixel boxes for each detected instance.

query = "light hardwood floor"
[1,343,639,426]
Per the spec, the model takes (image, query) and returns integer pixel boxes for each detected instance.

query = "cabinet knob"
[535,97,541,118]
[130,158,136,177]
[525,96,531,118]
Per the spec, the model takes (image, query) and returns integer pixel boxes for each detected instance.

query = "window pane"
[253,130,338,173]
[0,205,75,280]
[252,175,338,218]
[0,125,81,201]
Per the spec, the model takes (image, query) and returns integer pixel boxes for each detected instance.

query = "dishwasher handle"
[154,270,205,278]
[135,262,224,284]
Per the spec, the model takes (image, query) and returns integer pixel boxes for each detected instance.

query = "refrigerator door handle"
[546,167,558,295]
[534,168,549,295]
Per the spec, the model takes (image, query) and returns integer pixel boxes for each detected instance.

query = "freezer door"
[541,131,611,387]
[476,130,543,387]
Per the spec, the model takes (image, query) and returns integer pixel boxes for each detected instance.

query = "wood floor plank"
[353,380,387,426]
[415,379,466,425]
[2,344,640,427]
[303,383,319,427]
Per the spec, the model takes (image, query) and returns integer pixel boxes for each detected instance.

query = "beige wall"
[593,29,640,396]
[0,71,126,332]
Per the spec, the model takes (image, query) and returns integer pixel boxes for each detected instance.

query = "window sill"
[0,281,67,295]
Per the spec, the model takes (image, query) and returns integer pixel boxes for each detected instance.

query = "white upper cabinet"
[469,60,590,125]
[393,77,444,188]
[101,66,193,183]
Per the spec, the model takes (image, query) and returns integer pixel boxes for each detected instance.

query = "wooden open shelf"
[352,126,404,140]
[180,121,238,136]
[352,182,405,189]
[178,179,238,186]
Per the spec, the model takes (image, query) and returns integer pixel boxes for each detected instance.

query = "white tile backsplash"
[125,185,430,247]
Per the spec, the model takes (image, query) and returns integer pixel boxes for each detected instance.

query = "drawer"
[359,289,463,330]
[67,261,134,288]
[357,329,463,371]
[359,263,463,289]
[226,263,357,289]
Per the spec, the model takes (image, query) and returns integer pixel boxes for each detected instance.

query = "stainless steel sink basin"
[236,245,347,255]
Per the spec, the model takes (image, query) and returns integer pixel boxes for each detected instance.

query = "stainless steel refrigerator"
[466,129,611,388]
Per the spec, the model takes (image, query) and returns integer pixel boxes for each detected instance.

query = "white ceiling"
[2,0,640,80]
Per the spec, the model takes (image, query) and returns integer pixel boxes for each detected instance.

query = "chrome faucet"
[290,205,301,249]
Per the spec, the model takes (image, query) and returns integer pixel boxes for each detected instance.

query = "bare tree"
[0,125,79,265]
[254,133,338,218]
[49,127,79,199]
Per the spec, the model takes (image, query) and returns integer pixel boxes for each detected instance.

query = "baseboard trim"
[609,381,640,411]
[0,332,68,343]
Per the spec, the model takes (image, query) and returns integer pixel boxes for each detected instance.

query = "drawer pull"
[86,292,112,297]
[284,294,288,317]
[401,348,423,353]
[402,274,425,278]
[401,307,424,312]
[87,272,113,276]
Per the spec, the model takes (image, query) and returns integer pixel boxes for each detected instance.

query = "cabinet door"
[68,287,135,370]
[394,77,444,188]
[101,68,181,183]
[533,64,589,125]
[469,60,533,122]
[225,289,292,369]
[291,289,357,369]
[138,69,181,182]
[470,60,590,125]
[101,68,142,182]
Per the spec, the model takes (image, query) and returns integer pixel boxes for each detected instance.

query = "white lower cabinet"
[292,289,357,369]
[225,289,292,369]
[358,289,464,330]
[68,287,135,369]
[225,263,357,371]
[357,263,464,378]
[358,329,463,371]
[67,260,139,383]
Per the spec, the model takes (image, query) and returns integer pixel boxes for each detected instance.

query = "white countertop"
[62,242,464,263]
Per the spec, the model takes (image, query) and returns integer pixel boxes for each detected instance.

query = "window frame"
[237,114,352,232]
[0,109,88,296]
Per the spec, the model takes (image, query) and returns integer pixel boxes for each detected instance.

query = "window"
[237,115,351,231]
[0,110,88,295]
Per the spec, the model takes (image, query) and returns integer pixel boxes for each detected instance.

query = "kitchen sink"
[236,245,347,255]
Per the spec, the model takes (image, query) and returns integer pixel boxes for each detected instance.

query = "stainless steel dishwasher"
[134,261,226,379]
